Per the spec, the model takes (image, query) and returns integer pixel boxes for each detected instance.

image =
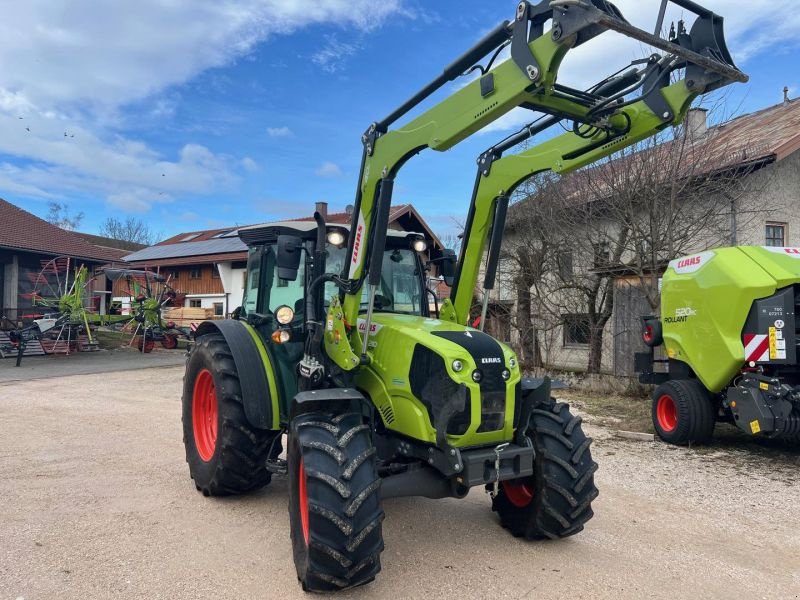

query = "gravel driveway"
[1,367,798,599]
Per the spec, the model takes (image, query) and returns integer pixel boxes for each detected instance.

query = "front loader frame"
[314,0,746,383]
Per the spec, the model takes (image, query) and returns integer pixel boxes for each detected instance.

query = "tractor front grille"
[476,366,506,433]
[409,344,508,435]
[410,345,470,435]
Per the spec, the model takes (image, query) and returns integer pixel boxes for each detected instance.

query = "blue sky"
[0,0,798,241]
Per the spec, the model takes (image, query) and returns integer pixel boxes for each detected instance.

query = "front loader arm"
[449,79,699,324]
[324,0,746,373]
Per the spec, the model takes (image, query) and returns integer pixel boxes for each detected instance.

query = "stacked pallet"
[0,331,46,359]
[163,307,216,329]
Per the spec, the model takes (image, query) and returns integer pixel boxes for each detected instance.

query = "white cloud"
[0,1,408,110]
[316,162,343,177]
[241,157,259,172]
[312,35,362,74]
[0,0,410,211]
[267,126,293,138]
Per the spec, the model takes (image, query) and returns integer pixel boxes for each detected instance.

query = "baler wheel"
[491,399,598,539]
[181,333,280,496]
[651,380,715,445]
[288,412,384,592]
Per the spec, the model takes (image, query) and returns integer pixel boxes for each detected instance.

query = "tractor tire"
[181,333,280,496]
[652,379,715,445]
[161,333,178,350]
[288,412,384,592]
[491,399,598,540]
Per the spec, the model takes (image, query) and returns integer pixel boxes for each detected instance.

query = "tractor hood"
[353,313,521,447]
[359,313,518,374]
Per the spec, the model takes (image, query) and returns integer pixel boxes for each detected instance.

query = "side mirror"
[440,249,457,287]
[276,235,303,281]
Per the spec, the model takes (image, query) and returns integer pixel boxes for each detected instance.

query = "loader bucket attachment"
[552,0,747,92]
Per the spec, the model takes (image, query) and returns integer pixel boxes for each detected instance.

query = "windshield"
[325,247,425,316]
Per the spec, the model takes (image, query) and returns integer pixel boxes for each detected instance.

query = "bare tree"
[501,113,778,374]
[99,217,157,245]
[46,202,84,231]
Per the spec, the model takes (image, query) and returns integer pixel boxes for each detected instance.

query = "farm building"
[0,198,131,324]
[121,202,445,317]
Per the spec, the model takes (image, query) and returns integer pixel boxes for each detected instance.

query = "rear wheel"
[182,333,280,496]
[652,379,715,445]
[492,400,598,539]
[288,412,384,592]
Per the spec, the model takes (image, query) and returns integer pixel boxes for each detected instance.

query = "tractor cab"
[235,220,440,408]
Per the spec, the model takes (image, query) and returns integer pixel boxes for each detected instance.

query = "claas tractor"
[639,247,800,445]
[180,0,746,591]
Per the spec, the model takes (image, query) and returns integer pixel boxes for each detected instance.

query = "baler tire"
[491,399,598,540]
[288,412,384,592]
[652,379,715,445]
[181,333,280,496]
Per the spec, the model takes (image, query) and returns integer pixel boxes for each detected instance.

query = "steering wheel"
[373,294,392,309]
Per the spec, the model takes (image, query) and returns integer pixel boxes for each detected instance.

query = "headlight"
[509,357,517,369]
[275,305,294,325]
[327,230,346,247]
[472,370,483,383]
[452,359,464,372]
[501,370,511,381]
[412,239,428,253]
[271,329,291,344]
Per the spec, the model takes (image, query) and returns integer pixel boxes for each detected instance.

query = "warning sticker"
[750,420,761,434]
[759,382,769,391]
[769,327,778,360]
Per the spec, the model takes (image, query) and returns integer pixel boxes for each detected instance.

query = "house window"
[766,223,786,247]
[170,270,180,280]
[189,268,201,279]
[563,314,590,346]
[558,251,574,281]
[189,299,202,308]
[213,302,224,316]
[211,267,220,279]
[593,242,610,269]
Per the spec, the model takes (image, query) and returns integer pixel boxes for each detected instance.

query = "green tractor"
[181,0,746,591]
[639,247,800,445]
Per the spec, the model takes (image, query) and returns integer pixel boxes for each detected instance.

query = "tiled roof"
[125,203,444,264]
[511,98,800,216]
[0,198,123,262]
[124,252,249,268]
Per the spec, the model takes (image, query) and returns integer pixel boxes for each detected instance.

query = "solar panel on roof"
[124,237,247,262]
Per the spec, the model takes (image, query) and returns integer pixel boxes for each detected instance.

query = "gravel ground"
[1,367,799,599]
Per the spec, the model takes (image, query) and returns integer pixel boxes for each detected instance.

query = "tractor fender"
[194,319,280,431]
[290,387,368,421]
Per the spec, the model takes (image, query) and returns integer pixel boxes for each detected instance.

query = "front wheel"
[181,333,280,496]
[288,412,384,592]
[492,400,598,539]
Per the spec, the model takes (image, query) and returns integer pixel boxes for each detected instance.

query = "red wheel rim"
[192,369,218,461]
[656,394,678,432]
[501,480,534,508]
[298,459,310,545]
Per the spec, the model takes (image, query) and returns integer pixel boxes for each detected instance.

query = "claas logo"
[352,224,364,265]
[677,256,702,269]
